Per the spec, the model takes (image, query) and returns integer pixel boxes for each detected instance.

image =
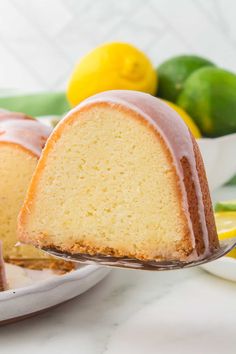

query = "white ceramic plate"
[0,264,109,325]
[201,186,236,282]
[197,133,236,191]
[201,257,236,282]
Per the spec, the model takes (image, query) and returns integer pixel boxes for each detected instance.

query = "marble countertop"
[0,266,236,354]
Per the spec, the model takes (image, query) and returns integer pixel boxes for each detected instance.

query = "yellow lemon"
[215,212,236,258]
[67,42,157,106]
[163,100,201,138]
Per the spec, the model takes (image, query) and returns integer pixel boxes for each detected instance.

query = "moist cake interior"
[0,144,51,260]
[21,104,193,260]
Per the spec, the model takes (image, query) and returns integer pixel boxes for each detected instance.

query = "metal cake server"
[43,237,236,271]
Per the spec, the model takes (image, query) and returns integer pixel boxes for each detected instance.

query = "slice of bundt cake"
[0,112,52,263]
[18,91,219,262]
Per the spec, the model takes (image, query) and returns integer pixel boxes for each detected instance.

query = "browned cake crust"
[180,137,219,256]
[191,137,219,250]
[0,267,5,291]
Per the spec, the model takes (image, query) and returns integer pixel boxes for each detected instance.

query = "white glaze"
[0,113,52,158]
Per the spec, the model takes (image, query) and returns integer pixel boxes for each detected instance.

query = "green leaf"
[0,91,70,117]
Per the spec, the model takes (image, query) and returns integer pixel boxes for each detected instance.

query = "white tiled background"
[0,0,236,91]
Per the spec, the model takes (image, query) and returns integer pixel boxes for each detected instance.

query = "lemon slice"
[215,212,236,258]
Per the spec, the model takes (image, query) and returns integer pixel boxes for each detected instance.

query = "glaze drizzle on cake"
[0,112,51,157]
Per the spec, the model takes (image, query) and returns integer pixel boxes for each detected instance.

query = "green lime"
[157,55,214,102]
[177,67,236,137]
[215,200,236,212]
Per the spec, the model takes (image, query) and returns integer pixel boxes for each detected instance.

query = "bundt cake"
[0,241,7,291]
[0,112,53,264]
[18,90,219,262]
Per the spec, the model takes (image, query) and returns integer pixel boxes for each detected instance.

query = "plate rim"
[0,264,101,301]
[201,255,236,267]
[200,255,236,282]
